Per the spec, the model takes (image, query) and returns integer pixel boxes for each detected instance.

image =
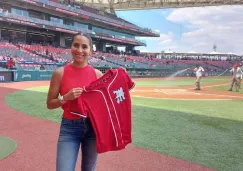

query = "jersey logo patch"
[113,87,125,104]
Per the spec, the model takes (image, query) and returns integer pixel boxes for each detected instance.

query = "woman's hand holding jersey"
[64,88,83,101]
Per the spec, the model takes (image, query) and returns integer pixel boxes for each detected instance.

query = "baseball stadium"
[0,0,243,171]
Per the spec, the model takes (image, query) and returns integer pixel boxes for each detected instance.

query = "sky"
[116,5,243,55]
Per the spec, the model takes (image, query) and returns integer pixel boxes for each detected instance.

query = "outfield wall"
[0,68,231,82]
[0,71,13,82]
[0,70,52,82]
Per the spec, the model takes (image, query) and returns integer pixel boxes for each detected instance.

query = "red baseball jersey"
[69,68,135,153]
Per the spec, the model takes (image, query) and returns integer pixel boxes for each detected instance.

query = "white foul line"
[188,83,230,90]
[161,90,169,95]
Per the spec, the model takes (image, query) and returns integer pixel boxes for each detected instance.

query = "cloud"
[161,11,168,15]
[165,5,243,54]
[139,5,243,55]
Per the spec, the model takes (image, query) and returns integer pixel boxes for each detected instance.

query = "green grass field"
[213,85,243,94]
[134,77,230,87]
[5,77,243,171]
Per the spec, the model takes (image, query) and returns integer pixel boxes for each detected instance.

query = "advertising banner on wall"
[13,71,53,82]
[0,71,14,82]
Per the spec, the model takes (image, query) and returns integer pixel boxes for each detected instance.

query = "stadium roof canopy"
[76,0,243,11]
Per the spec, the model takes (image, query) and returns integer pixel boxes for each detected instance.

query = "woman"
[46,32,103,171]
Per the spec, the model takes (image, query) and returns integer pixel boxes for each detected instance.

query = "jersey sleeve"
[120,68,135,90]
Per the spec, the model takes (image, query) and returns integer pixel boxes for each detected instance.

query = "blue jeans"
[56,117,98,171]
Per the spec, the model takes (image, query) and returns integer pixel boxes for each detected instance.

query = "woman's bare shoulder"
[95,69,103,79]
[51,67,64,80]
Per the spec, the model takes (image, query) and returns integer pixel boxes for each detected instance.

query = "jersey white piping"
[83,87,119,147]
[107,69,124,144]
[70,111,88,118]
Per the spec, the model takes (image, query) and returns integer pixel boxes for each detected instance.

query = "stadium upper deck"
[4,0,160,37]
[0,0,161,54]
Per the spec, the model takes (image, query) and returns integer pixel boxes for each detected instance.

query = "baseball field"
[0,76,243,171]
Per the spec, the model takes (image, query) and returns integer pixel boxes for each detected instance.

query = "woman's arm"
[46,68,63,109]
[95,69,103,79]
[46,68,63,110]
[46,67,83,110]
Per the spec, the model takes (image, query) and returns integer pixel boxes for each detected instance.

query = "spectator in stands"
[40,64,45,70]
[50,53,54,61]
[2,7,8,16]
[6,57,15,70]
[35,65,40,71]
[46,32,103,171]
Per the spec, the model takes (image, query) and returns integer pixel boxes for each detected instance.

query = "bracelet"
[58,95,66,104]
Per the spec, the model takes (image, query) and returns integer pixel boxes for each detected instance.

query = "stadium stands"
[0,1,239,76]
[0,0,240,83]
[0,41,235,74]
